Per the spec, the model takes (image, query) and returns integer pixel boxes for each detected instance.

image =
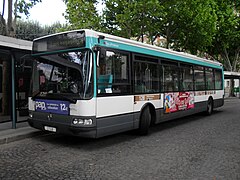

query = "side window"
[162,65,179,92]
[215,69,223,90]
[205,68,214,90]
[179,65,194,91]
[97,50,130,95]
[134,61,159,93]
[194,66,205,91]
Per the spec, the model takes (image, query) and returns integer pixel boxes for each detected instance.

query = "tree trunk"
[7,0,15,37]
[0,15,6,35]
[0,0,6,35]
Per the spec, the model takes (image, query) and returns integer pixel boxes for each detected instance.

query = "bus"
[28,29,224,138]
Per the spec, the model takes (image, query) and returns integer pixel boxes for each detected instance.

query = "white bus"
[28,29,224,138]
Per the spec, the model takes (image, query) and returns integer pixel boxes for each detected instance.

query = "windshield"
[31,50,93,100]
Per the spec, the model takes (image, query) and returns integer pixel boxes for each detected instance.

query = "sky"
[28,0,66,25]
[0,0,67,25]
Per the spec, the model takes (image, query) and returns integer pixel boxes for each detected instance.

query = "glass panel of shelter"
[0,53,12,122]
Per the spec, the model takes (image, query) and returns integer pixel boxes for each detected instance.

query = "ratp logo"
[35,101,46,110]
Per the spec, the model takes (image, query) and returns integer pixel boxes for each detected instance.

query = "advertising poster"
[164,92,194,113]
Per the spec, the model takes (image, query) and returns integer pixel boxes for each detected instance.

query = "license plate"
[44,126,57,132]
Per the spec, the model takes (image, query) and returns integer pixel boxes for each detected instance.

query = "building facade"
[224,71,240,97]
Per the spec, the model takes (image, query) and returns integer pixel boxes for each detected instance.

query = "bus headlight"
[73,119,78,125]
[84,119,93,125]
[29,112,33,118]
[72,118,93,126]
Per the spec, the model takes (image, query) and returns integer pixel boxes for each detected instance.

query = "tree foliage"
[103,0,165,43]
[17,0,42,17]
[0,0,42,37]
[64,0,219,53]
[208,0,240,72]
[161,0,217,54]
[64,0,101,30]
[16,20,67,41]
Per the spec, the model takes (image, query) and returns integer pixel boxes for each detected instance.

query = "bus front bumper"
[28,112,97,138]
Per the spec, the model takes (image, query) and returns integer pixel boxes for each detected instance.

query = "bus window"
[97,50,130,94]
[179,64,194,91]
[205,68,214,90]
[194,66,205,91]
[162,65,179,92]
[215,69,223,90]
[134,61,159,94]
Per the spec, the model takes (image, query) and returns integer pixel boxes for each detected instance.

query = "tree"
[63,0,165,43]
[64,0,101,30]
[104,0,164,43]
[102,0,218,52]
[0,0,41,115]
[16,20,67,41]
[207,0,240,96]
[160,0,217,54]
[0,0,42,37]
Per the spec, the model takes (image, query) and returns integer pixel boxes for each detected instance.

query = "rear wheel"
[206,98,213,115]
[139,106,151,135]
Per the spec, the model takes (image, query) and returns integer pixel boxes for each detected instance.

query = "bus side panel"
[212,90,224,108]
[195,91,224,109]
[213,98,224,108]
[96,96,134,137]
[96,113,134,138]
[156,101,208,123]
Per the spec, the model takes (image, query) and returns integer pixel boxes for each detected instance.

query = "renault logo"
[47,113,53,121]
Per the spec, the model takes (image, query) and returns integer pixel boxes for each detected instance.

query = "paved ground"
[0,98,240,180]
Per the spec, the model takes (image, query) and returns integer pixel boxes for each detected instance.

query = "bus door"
[96,48,134,136]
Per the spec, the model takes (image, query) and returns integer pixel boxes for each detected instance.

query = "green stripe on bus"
[90,38,221,69]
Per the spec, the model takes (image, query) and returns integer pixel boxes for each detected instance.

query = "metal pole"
[11,53,16,129]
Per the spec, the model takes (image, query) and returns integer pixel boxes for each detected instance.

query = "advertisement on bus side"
[164,92,194,113]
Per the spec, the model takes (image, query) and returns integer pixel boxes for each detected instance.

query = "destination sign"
[33,31,86,53]
[35,99,69,115]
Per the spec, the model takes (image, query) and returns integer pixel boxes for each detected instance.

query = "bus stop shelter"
[0,35,32,129]
[224,71,240,98]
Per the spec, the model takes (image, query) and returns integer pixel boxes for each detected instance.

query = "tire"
[139,106,151,135]
[206,98,213,115]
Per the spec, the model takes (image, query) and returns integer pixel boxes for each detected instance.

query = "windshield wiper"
[56,94,77,103]
[32,90,41,99]
[32,91,76,103]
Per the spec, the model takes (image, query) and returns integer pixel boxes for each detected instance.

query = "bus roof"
[33,29,222,68]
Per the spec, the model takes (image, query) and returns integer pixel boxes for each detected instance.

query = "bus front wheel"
[139,106,151,135]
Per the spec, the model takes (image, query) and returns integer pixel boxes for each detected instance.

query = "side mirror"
[93,46,101,66]
[96,51,100,66]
